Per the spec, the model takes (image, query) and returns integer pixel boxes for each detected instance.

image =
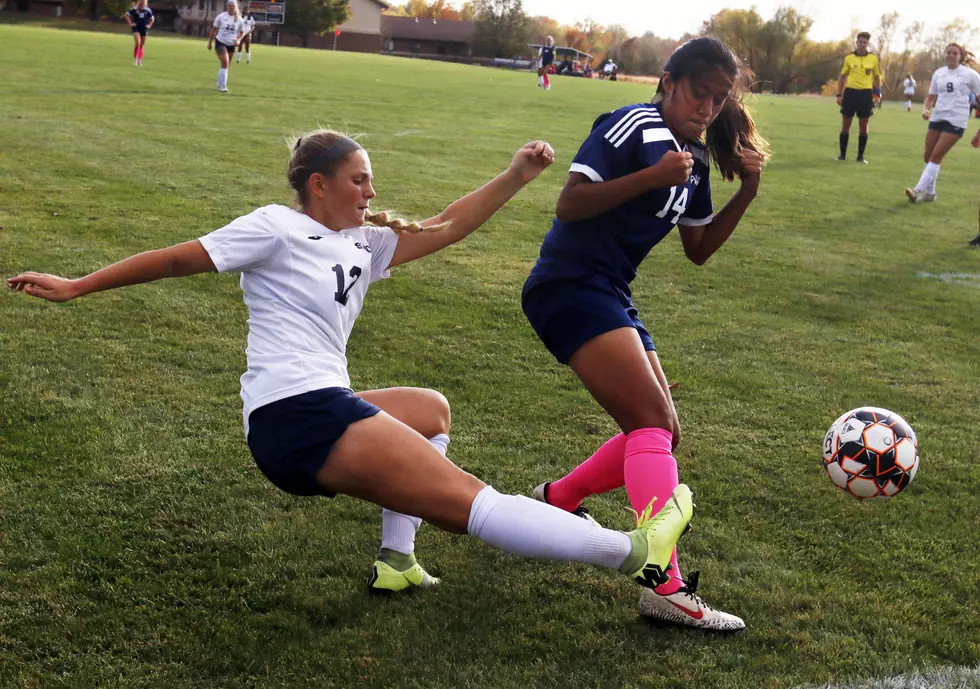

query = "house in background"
[381,16,475,59]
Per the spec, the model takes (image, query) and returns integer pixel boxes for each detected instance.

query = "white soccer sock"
[925,162,940,193]
[236,53,241,62]
[381,510,422,554]
[916,162,940,193]
[467,486,632,569]
[246,52,251,62]
[218,68,228,90]
[379,434,450,555]
[905,100,912,110]
[538,75,543,86]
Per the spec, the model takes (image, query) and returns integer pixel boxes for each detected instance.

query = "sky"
[521,0,974,43]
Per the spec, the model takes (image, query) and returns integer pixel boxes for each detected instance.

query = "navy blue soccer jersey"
[528,103,713,292]
[127,6,154,28]
[540,45,555,64]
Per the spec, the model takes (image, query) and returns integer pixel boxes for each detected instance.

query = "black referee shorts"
[841,89,874,119]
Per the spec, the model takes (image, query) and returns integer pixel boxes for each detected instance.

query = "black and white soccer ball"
[822,407,919,500]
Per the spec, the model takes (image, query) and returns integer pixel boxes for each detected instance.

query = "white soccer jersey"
[903,77,916,95]
[242,17,255,35]
[929,65,980,128]
[198,204,400,434]
[213,12,244,46]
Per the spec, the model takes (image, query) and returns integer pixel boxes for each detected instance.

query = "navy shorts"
[132,27,148,36]
[246,388,381,497]
[928,120,965,137]
[215,40,236,55]
[522,277,656,365]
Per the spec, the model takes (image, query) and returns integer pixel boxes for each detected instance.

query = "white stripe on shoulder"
[569,163,603,182]
[605,108,661,143]
[641,126,681,151]
[610,116,666,148]
[678,214,713,227]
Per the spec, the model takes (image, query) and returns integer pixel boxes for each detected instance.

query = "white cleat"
[532,482,600,526]
[637,571,745,632]
[905,188,936,204]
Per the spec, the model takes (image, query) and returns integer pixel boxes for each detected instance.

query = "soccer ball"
[822,407,919,499]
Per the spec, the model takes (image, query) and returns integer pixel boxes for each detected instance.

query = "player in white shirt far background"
[236,11,255,65]
[7,130,694,597]
[905,43,980,204]
[903,73,916,112]
[207,0,245,92]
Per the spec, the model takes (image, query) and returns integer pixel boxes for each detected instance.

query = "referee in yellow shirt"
[836,31,883,163]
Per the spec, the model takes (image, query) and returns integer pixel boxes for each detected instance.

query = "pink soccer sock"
[546,433,627,511]
[133,45,139,58]
[544,73,550,88]
[137,47,144,60]
[624,427,683,594]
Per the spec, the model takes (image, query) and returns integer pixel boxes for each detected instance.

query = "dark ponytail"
[655,37,770,182]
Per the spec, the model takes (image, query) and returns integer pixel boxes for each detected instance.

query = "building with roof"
[381,16,475,58]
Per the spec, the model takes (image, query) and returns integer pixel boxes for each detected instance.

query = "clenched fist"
[651,150,694,187]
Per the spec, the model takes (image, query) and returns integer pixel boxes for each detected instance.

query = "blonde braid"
[365,210,453,234]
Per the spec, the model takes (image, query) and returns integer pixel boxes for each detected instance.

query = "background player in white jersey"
[537,36,555,90]
[7,131,693,599]
[906,44,980,203]
[903,73,917,112]
[208,0,244,92]
[236,11,255,64]
[124,0,154,67]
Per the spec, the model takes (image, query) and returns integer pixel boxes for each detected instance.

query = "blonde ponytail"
[365,210,453,234]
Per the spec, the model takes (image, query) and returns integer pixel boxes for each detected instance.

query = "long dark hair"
[655,37,770,181]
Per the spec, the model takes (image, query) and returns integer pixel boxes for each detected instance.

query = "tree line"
[387,0,977,95]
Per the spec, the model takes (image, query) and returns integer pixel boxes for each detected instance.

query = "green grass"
[2,24,979,689]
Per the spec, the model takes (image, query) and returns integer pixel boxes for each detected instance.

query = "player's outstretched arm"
[678,150,765,266]
[7,240,216,303]
[922,94,937,120]
[388,141,555,267]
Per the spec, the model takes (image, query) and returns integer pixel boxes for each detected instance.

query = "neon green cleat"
[625,485,694,589]
[367,559,441,592]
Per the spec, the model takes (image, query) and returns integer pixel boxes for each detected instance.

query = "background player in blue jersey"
[124,0,154,67]
[538,35,555,91]
[524,36,769,631]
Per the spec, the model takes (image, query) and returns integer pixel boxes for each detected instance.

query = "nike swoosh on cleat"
[667,599,704,620]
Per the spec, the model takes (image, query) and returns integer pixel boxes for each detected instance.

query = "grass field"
[1,22,979,689]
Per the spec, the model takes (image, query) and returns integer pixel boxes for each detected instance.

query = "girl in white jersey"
[903,73,916,112]
[208,0,244,92]
[8,130,693,600]
[905,44,980,203]
[236,12,255,64]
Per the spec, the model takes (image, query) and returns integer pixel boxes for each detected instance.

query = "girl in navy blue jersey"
[524,36,769,631]
[537,36,555,91]
[124,0,154,67]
